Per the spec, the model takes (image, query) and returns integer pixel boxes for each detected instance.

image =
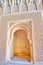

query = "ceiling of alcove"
[13,29,32,62]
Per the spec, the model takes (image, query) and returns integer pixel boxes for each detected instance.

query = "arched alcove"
[13,29,32,62]
[6,22,33,62]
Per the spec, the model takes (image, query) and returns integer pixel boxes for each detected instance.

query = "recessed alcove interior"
[13,29,32,62]
[6,20,33,63]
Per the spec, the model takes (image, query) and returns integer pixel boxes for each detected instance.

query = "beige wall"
[0,11,43,62]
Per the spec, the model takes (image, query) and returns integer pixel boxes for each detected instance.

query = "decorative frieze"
[0,0,43,14]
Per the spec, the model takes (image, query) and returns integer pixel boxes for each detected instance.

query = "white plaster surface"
[0,11,43,63]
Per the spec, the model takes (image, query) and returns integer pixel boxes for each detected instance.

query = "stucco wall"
[0,11,43,62]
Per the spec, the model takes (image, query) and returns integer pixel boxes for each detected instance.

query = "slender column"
[18,0,21,5]
[9,0,12,7]
[28,0,36,11]
[6,39,12,62]
[19,0,28,12]
[11,0,19,13]
[36,0,43,10]
[3,0,11,14]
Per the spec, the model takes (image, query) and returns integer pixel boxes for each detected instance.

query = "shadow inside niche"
[13,29,32,62]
